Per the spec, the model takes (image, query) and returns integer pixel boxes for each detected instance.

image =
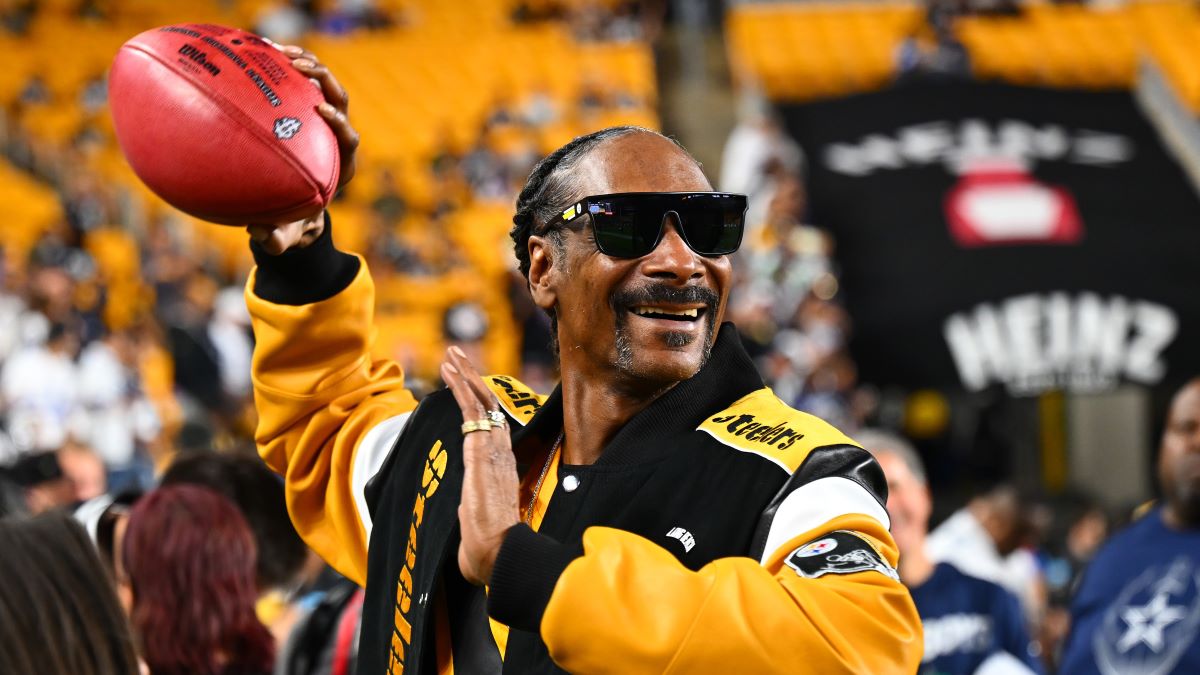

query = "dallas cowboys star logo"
[1093,556,1200,675]
[1117,591,1187,653]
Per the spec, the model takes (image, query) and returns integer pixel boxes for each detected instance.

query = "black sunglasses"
[555,192,747,258]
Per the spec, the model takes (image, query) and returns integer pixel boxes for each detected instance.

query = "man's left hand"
[441,347,521,585]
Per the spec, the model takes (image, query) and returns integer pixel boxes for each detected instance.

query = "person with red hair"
[123,484,274,675]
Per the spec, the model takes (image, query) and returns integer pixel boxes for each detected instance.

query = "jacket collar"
[511,323,764,467]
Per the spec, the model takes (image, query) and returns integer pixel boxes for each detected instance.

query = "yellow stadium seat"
[728,0,1200,107]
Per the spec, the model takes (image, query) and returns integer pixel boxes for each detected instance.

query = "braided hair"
[510,125,650,278]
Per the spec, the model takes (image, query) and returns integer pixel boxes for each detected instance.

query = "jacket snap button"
[562,475,580,492]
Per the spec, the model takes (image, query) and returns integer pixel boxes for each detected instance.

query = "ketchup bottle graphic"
[945,158,1083,247]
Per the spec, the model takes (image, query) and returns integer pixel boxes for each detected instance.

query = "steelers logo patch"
[794,538,838,558]
[785,531,898,581]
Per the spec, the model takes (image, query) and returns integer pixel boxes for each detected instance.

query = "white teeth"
[632,306,700,318]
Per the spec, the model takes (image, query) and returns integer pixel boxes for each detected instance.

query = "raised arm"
[245,46,416,586]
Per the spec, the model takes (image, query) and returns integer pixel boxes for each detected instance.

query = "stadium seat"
[727,0,1200,112]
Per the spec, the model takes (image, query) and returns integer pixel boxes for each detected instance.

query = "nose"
[640,214,703,282]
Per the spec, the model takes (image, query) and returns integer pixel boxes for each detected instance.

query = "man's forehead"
[876,451,913,483]
[1169,381,1200,424]
[570,132,712,195]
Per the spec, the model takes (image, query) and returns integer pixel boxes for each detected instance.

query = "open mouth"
[628,305,707,322]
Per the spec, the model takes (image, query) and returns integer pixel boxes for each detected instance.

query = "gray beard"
[613,309,718,381]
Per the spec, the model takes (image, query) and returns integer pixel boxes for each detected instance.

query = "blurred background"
[1,0,1198,671]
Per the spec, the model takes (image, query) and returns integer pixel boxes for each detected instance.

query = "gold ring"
[461,419,492,435]
[486,409,506,427]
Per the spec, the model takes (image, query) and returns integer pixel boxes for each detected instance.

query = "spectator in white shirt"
[77,330,159,471]
[927,484,1048,626]
[1,322,82,453]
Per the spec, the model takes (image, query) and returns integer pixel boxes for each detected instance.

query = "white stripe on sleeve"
[759,475,891,565]
[352,412,412,540]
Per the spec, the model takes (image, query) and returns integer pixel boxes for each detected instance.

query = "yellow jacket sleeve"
[247,246,417,586]
[491,515,922,674]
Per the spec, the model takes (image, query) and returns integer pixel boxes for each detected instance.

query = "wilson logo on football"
[945,158,1083,247]
[273,117,302,140]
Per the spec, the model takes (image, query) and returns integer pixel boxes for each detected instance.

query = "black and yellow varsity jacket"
[246,219,922,674]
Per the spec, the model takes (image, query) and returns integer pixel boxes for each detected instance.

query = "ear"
[527,234,559,313]
[118,578,134,615]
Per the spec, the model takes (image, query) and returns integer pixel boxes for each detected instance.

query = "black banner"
[784,82,1200,396]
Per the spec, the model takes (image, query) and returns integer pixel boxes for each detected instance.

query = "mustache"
[611,284,720,310]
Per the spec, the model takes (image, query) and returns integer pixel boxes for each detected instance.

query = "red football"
[109,24,339,225]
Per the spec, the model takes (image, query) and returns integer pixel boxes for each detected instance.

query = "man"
[926,483,1045,624]
[860,429,1043,675]
[5,451,73,515]
[1060,379,1200,674]
[244,46,921,673]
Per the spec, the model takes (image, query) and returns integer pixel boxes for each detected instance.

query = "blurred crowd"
[253,0,656,43]
[0,0,665,673]
[0,0,661,495]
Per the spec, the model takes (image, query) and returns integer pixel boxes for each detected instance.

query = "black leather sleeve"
[748,444,889,561]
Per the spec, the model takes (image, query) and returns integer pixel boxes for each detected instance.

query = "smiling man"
[246,49,920,675]
[1060,378,1200,675]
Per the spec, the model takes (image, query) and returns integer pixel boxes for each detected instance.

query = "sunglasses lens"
[678,197,745,256]
[586,194,746,258]
[590,201,662,257]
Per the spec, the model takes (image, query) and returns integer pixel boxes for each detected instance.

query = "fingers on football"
[314,102,358,188]
[281,49,359,189]
[290,56,350,113]
[316,104,360,156]
[281,48,353,118]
